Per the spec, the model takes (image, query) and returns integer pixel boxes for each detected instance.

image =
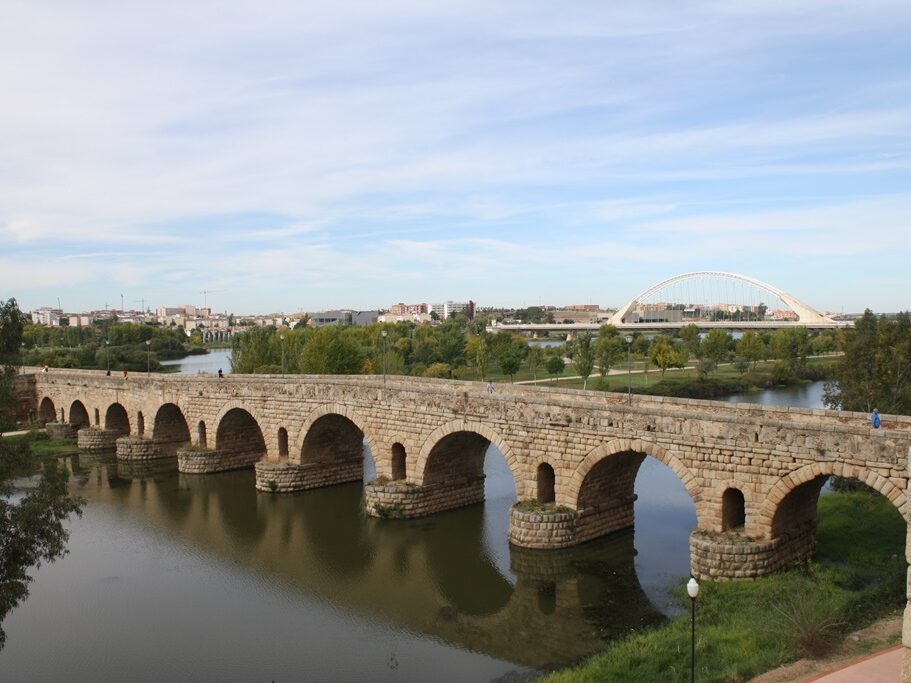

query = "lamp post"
[105,339,110,374]
[279,333,286,375]
[381,330,388,385]
[625,335,633,405]
[145,339,151,376]
[687,577,700,683]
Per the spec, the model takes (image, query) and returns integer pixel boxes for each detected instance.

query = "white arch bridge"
[491,271,847,333]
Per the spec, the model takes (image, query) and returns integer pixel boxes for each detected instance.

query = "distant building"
[564,304,600,311]
[389,303,429,315]
[31,307,63,326]
[430,300,475,320]
[309,310,380,328]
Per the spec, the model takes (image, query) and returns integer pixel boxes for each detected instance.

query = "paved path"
[804,645,901,682]
[0,430,30,438]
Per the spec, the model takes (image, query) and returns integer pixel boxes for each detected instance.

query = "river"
[0,374,826,681]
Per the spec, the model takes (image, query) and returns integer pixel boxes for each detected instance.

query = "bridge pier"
[363,476,485,518]
[689,527,816,580]
[76,427,121,451]
[177,447,262,474]
[254,457,362,493]
[116,435,162,460]
[508,494,639,550]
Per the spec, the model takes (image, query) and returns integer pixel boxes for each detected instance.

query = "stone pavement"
[804,645,901,682]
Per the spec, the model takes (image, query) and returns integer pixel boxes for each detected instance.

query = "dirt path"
[750,613,902,682]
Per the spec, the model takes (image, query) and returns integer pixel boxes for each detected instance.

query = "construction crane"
[199,289,224,310]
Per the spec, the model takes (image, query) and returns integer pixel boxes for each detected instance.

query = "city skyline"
[2,1,910,314]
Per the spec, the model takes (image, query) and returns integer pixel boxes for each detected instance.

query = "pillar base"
[46,422,76,439]
[509,495,637,550]
[254,458,362,493]
[364,476,484,518]
[690,525,817,581]
[77,427,122,451]
[115,435,161,460]
[177,447,262,474]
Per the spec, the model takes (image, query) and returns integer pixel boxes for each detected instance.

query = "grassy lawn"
[542,490,906,683]
[2,433,78,457]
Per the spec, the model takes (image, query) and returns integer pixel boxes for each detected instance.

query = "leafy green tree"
[649,337,685,377]
[736,330,765,370]
[422,362,451,378]
[466,335,489,379]
[571,333,595,389]
[679,323,702,359]
[301,326,365,374]
[825,310,911,414]
[527,346,544,383]
[770,327,810,374]
[498,351,522,382]
[701,329,732,366]
[545,355,565,382]
[0,299,25,433]
[595,336,623,378]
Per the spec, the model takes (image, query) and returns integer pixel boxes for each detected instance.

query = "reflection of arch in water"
[69,400,90,428]
[425,503,514,617]
[116,457,179,481]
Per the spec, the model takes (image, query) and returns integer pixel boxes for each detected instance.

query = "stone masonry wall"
[77,427,119,451]
[690,524,817,580]
[364,476,485,518]
[255,458,362,493]
[46,422,76,439]
[509,507,577,549]
[177,447,262,474]
[116,435,160,460]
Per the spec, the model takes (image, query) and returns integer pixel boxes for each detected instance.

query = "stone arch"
[69,400,90,428]
[566,438,701,511]
[38,397,56,423]
[391,442,406,481]
[755,462,906,539]
[415,419,520,490]
[722,488,746,531]
[537,463,556,504]
[152,403,191,455]
[294,404,377,465]
[215,407,267,460]
[104,403,130,436]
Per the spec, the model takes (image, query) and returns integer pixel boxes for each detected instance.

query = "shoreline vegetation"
[542,489,907,683]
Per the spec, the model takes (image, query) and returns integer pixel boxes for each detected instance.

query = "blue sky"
[2,1,909,315]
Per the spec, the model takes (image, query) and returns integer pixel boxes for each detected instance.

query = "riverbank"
[541,489,906,683]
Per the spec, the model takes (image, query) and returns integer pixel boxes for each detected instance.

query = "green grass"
[2,433,78,457]
[541,490,906,683]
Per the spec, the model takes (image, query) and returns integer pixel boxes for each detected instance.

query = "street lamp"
[105,339,110,375]
[625,335,633,405]
[279,333,286,375]
[145,339,151,376]
[381,330,388,385]
[687,577,700,683]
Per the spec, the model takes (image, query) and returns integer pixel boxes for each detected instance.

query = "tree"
[679,323,702,360]
[770,327,810,374]
[466,335,489,379]
[736,330,765,370]
[545,355,565,383]
[701,329,732,366]
[825,310,911,414]
[0,299,25,433]
[595,336,623,378]
[300,326,364,374]
[526,346,544,384]
[649,337,685,377]
[498,351,522,382]
[571,333,595,389]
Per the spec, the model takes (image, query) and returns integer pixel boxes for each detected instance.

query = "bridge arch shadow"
[416,420,521,491]
[153,403,191,456]
[69,400,90,428]
[216,407,267,462]
[295,404,377,471]
[38,397,56,424]
[105,403,130,436]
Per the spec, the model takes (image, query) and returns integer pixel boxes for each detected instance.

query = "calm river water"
[0,359,826,682]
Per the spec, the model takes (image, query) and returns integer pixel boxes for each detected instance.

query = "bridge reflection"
[64,451,668,669]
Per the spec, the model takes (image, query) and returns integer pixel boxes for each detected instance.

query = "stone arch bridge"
[22,369,911,585]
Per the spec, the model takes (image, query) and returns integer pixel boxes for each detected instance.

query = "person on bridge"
[218,368,224,379]
[486,381,494,394]
[871,408,881,429]
[123,369,128,379]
